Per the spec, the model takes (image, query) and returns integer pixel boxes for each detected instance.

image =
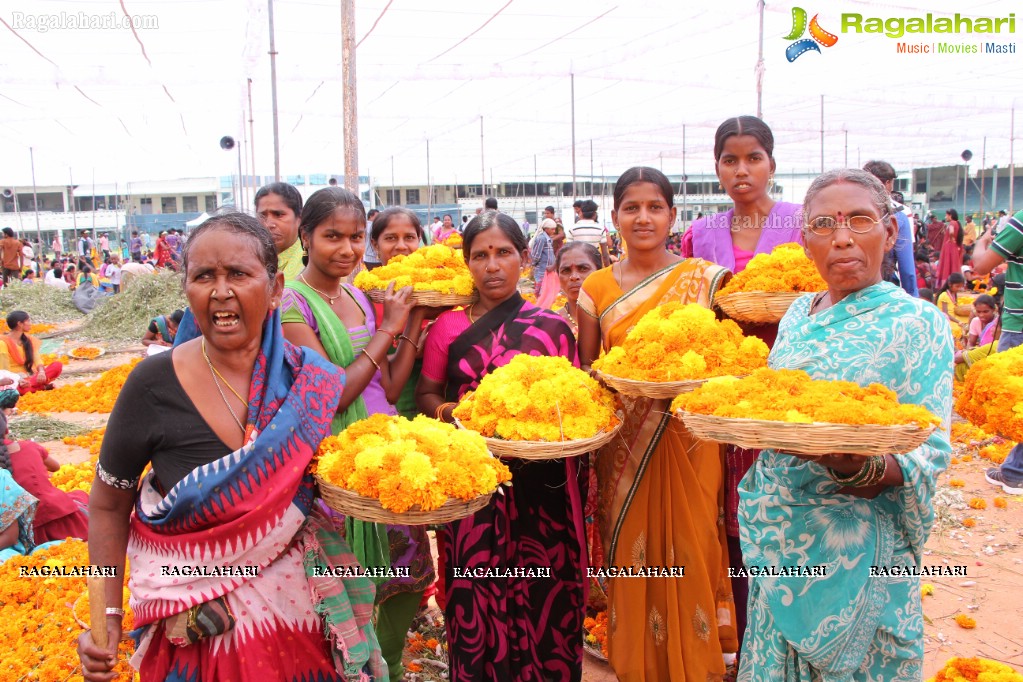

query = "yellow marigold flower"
[672,367,942,429]
[920,583,934,596]
[717,243,826,294]
[948,478,966,487]
[353,244,475,296]
[954,613,977,629]
[957,345,1023,442]
[927,656,1023,682]
[968,497,987,510]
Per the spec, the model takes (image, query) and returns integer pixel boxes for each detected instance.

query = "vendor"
[0,311,62,394]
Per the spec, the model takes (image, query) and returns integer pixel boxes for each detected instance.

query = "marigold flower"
[962,517,977,528]
[956,345,1023,442]
[954,614,977,629]
[20,359,141,414]
[948,478,966,487]
[717,243,826,294]
[353,244,475,296]
[920,583,934,596]
[927,656,1023,682]
[994,496,1008,509]
[968,497,987,510]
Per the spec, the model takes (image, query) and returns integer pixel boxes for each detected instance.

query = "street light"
[961,149,973,219]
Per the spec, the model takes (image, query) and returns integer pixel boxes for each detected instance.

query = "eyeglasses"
[805,213,889,236]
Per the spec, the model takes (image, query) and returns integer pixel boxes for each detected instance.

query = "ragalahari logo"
[784,7,838,61]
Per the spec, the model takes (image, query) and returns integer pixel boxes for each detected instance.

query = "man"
[572,199,584,223]
[862,161,917,297]
[99,232,110,259]
[129,230,143,263]
[484,197,498,211]
[164,230,180,264]
[530,218,557,296]
[254,182,304,279]
[51,235,62,259]
[0,227,24,284]
[45,265,70,290]
[568,199,610,266]
[364,208,382,270]
[972,209,1023,494]
[995,209,1009,235]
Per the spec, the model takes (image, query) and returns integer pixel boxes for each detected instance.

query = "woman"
[154,231,173,269]
[737,169,953,681]
[76,265,100,289]
[415,211,586,681]
[141,309,184,349]
[0,311,63,394]
[936,272,971,326]
[935,209,963,289]
[681,116,803,651]
[0,466,37,562]
[954,293,1000,381]
[280,189,433,682]
[255,181,305,280]
[77,213,384,681]
[578,167,737,681]
[555,242,601,336]
[5,435,89,543]
[432,214,458,244]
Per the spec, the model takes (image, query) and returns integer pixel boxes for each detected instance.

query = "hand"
[77,622,122,680]
[412,305,445,322]
[17,379,29,391]
[380,282,414,333]
[978,230,995,247]
[0,377,13,387]
[787,452,864,476]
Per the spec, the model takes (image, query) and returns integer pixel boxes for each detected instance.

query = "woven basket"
[364,288,477,308]
[715,291,805,324]
[675,411,935,457]
[316,476,495,524]
[454,416,623,460]
[583,642,608,662]
[594,370,738,400]
[68,346,106,359]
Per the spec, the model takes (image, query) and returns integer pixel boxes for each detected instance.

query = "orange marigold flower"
[962,517,977,528]
[994,496,1008,509]
[948,478,966,487]
[968,497,987,510]
[956,345,1023,442]
[717,243,826,294]
[954,614,977,629]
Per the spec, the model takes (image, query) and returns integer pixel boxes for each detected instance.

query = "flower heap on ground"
[314,414,511,513]
[927,656,1023,681]
[672,368,942,428]
[18,358,141,414]
[0,539,136,681]
[592,303,769,381]
[353,244,474,296]
[453,354,618,442]
[50,428,107,495]
[0,320,57,334]
[956,345,1023,442]
[716,242,827,294]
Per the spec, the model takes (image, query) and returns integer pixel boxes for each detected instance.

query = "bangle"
[105,607,125,618]
[376,328,400,341]
[435,401,455,421]
[829,455,887,487]
[359,348,381,371]
[397,333,421,350]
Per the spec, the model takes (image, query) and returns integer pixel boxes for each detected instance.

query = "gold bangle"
[397,333,420,350]
[359,348,381,371]
[435,401,454,421]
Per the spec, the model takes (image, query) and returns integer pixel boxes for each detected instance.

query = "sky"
[2,0,1021,188]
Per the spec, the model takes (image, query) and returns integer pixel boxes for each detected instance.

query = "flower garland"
[956,345,1023,442]
[592,303,769,382]
[0,539,137,680]
[671,368,942,428]
[353,244,474,295]
[314,414,511,513]
[452,355,618,441]
[18,358,141,414]
[929,657,1023,682]
[717,242,826,294]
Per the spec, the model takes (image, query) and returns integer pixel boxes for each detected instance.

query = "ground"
[16,340,1023,680]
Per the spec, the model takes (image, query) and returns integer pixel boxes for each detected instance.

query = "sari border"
[597,262,681,327]
[449,292,525,361]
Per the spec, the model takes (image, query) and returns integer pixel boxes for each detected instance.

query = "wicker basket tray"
[316,476,495,524]
[675,411,935,457]
[454,416,623,460]
[594,370,739,400]
[68,346,106,359]
[715,291,806,324]
[364,288,477,308]
[583,641,608,662]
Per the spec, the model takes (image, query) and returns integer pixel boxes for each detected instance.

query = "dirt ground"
[29,350,1023,680]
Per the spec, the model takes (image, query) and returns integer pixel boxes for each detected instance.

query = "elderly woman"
[77,213,384,681]
[737,169,953,681]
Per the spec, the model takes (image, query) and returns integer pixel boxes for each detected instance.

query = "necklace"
[300,274,343,305]
[562,302,577,329]
[202,338,246,433]
[467,304,477,324]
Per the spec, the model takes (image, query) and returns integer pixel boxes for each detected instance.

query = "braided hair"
[0,411,10,471]
[5,311,36,374]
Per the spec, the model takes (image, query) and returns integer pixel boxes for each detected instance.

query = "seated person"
[954,294,1000,382]
[142,309,184,348]
[0,311,62,394]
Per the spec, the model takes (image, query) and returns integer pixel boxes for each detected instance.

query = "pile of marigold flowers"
[63,427,106,456]
[453,355,617,441]
[51,458,97,494]
[951,422,993,446]
[956,345,1023,441]
[0,539,137,681]
[0,320,57,334]
[40,352,71,365]
[353,244,474,296]
[980,441,1012,464]
[672,368,942,428]
[583,611,609,658]
[19,358,140,414]
[314,414,511,513]
[592,303,769,382]
[68,345,103,360]
[717,243,826,294]
[441,232,463,248]
[928,657,1023,682]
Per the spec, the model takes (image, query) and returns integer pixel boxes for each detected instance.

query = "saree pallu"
[578,259,737,682]
[0,467,38,561]
[737,283,953,682]
[132,311,385,681]
[440,294,587,682]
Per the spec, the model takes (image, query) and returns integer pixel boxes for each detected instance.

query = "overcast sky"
[2,0,1021,187]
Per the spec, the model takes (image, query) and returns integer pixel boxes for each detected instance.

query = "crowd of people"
[0,116,1019,682]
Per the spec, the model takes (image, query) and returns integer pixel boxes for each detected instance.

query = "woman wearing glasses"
[737,169,953,681]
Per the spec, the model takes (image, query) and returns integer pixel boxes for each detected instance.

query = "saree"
[578,258,737,681]
[955,318,999,382]
[432,293,587,682]
[0,467,38,562]
[129,310,385,681]
[737,282,953,682]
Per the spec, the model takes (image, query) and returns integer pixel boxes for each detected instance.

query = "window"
[406,189,420,204]
[161,197,177,213]
[182,195,198,212]
[205,195,217,212]
[140,197,153,215]
[385,189,400,205]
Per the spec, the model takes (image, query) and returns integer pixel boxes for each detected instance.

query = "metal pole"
[590,139,594,198]
[241,112,250,208]
[533,154,538,222]
[480,116,485,198]
[963,163,968,221]
[682,124,687,230]
[819,95,824,173]
[756,0,765,118]
[571,72,576,199]
[69,168,77,254]
[980,136,986,218]
[248,78,257,194]
[390,155,395,205]
[341,0,358,192]
[1011,105,1016,213]
[268,0,281,181]
[426,138,432,221]
[91,168,96,236]
[29,147,41,253]
[237,146,244,209]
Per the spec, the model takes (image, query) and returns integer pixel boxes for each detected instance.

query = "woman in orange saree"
[579,166,737,681]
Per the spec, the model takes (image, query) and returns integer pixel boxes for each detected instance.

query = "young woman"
[279,188,433,682]
[0,311,63,394]
[415,211,586,681]
[681,115,802,653]
[255,182,305,280]
[954,293,1000,381]
[578,167,737,681]
[935,209,964,289]
[936,272,971,326]
[555,241,601,337]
